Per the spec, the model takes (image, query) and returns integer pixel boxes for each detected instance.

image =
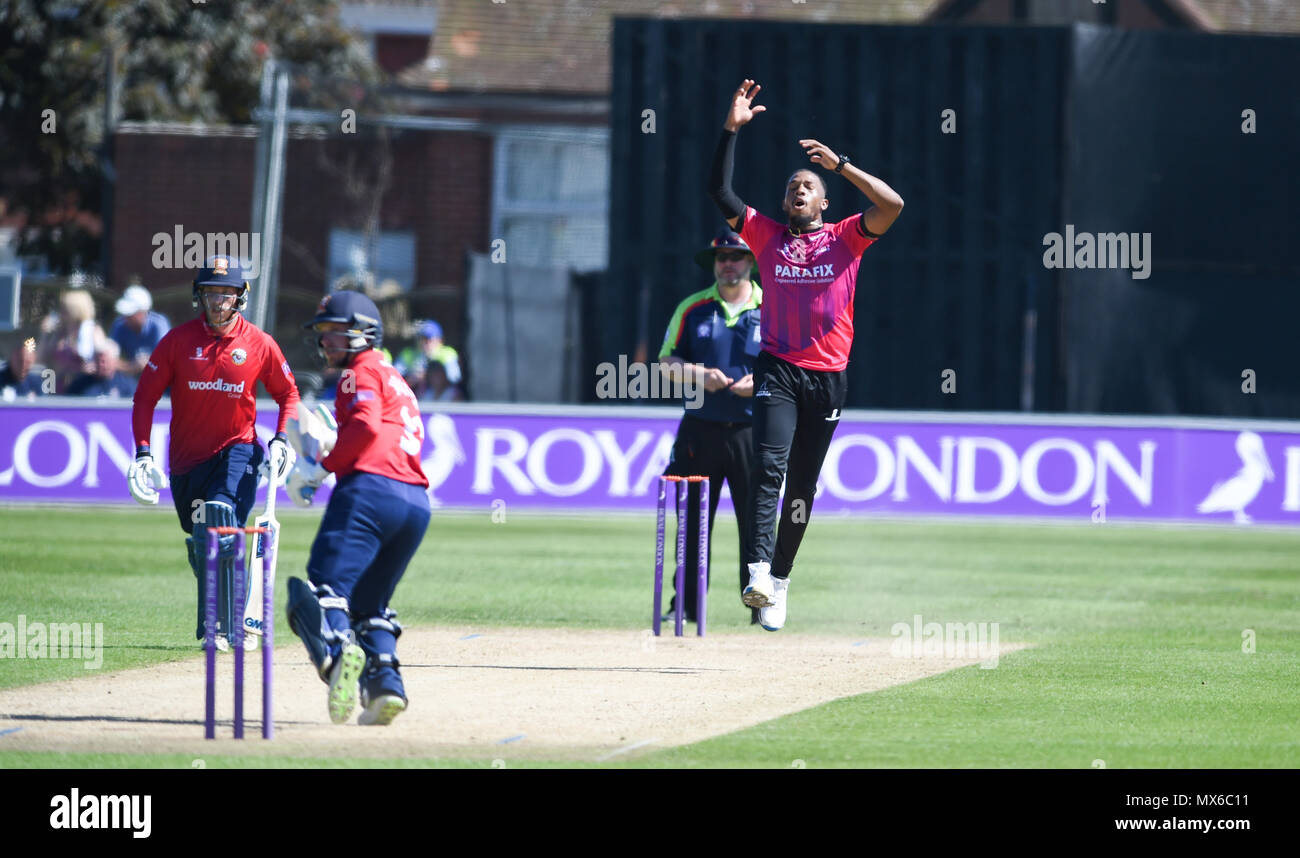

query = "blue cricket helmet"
[192,255,251,311]
[304,289,384,353]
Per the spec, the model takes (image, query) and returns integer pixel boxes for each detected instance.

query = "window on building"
[491,128,609,272]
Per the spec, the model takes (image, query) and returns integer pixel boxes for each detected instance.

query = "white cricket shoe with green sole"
[327,642,366,724]
[359,694,407,726]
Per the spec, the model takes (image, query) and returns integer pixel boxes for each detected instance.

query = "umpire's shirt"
[659,282,763,422]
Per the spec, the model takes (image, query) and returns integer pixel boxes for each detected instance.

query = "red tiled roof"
[400,0,1298,95]
[404,0,933,94]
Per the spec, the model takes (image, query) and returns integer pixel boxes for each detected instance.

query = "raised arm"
[707,80,767,230]
[799,138,904,236]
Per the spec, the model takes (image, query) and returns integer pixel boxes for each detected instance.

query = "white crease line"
[596,738,658,762]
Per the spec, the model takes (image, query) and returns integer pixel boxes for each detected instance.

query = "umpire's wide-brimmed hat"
[694,230,753,271]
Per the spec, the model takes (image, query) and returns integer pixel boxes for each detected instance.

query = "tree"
[0,0,380,274]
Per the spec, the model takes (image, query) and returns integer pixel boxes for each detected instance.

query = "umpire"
[658,230,762,625]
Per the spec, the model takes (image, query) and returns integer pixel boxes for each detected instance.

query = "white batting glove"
[264,432,295,488]
[287,456,329,508]
[127,449,168,505]
[287,403,338,462]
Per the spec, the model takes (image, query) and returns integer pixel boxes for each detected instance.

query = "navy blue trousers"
[307,471,431,617]
[169,443,263,533]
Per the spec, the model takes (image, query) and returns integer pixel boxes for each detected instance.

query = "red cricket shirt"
[132,314,299,474]
[323,348,429,487]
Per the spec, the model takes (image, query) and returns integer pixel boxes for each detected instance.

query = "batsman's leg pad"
[286,577,353,681]
[355,611,406,703]
[187,537,205,640]
[200,501,239,555]
[360,654,406,706]
[186,537,204,578]
[195,501,239,636]
[358,652,406,726]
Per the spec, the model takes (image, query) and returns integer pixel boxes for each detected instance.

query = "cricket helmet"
[192,256,251,312]
[304,289,384,358]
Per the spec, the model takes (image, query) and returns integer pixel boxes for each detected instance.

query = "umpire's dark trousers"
[746,350,848,579]
[663,414,753,619]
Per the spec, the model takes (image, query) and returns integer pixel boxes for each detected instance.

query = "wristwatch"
[834,154,850,174]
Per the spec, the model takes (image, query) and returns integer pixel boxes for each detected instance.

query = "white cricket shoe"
[202,635,231,653]
[327,642,366,724]
[242,634,259,652]
[759,577,789,631]
[358,694,407,726]
[742,562,775,608]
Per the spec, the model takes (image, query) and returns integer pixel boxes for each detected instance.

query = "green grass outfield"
[1,505,1298,768]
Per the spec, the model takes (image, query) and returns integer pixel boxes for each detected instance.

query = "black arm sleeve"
[707,128,746,220]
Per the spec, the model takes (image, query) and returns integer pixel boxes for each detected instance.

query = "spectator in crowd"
[37,289,106,393]
[403,357,462,403]
[66,339,137,399]
[395,320,461,387]
[0,337,47,400]
[401,362,426,400]
[110,283,170,377]
[424,358,463,402]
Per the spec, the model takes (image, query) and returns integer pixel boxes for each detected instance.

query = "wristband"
[135,444,151,459]
[835,154,850,174]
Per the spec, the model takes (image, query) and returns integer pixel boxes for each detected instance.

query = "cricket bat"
[243,456,282,645]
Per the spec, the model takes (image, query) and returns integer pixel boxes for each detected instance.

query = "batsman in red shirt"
[708,79,904,631]
[127,256,299,651]
[284,290,430,727]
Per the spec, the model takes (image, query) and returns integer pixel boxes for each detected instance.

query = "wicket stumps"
[653,475,709,637]
[204,526,274,739]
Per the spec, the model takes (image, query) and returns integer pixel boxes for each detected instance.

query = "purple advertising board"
[2,400,1300,526]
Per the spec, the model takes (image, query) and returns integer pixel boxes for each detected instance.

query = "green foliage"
[0,0,379,273]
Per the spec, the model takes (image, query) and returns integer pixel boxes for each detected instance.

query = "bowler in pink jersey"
[707,79,904,631]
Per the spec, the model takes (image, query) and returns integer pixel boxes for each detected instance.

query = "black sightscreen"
[606,18,1300,417]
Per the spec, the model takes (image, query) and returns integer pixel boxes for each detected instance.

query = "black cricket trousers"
[745,350,848,579]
